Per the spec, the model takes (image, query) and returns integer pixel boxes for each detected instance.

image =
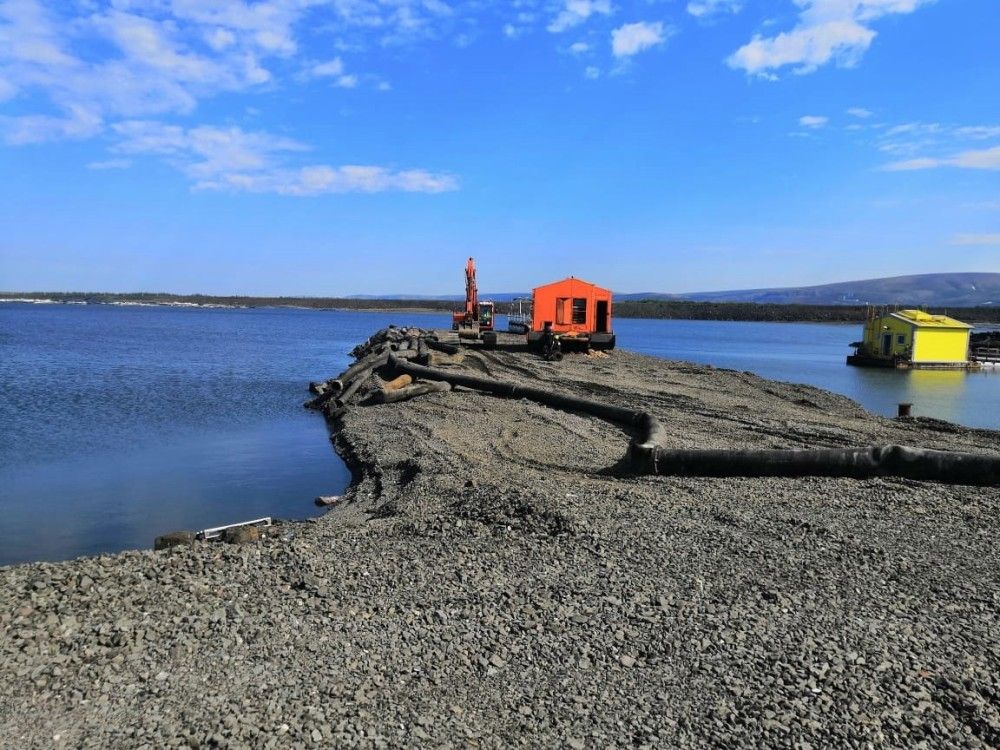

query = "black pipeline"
[630,445,1000,485]
[390,356,651,431]
[388,355,1000,486]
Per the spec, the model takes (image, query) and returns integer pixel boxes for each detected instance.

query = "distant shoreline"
[3,292,999,325]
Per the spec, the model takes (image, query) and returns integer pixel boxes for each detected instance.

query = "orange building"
[528,276,615,350]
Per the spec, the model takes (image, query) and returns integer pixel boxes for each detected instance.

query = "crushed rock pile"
[2,329,999,748]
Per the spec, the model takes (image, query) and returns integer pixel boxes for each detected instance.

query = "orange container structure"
[527,276,615,350]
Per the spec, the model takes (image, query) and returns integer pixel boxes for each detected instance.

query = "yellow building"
[848,309,973,369]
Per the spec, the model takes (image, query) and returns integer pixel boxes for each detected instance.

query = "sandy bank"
[2,331,999,747]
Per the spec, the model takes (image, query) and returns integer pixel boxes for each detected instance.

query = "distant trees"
[4,292,999,325]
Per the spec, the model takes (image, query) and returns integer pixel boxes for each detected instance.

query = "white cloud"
[882,156,943,171]
[728,0,932,77]
[950,233,1000,246]
[940,147,1000,170]
[611,21,667,58]
[687,0,743,19]
[584,65,600,79]
[0,0,77,68]
[847,107,872,118]
[799,115,828,128]
[569,41,590,54]
[205,28,236,52]
[87,158,131,170]
[1,105,102,145]
[110,120,458,195]
[0,0,493,137]
[873,120,1000,168]
[0,0,476,197]
[94,11,236,86]
[312,58,345,78]
[548,0,612,34]
[955,126,1000,140]
[728,20,874,76]
[883,146,1000,172]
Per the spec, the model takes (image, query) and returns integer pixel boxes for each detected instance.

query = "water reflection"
[900,370,967,423]
[611,317,1000,430]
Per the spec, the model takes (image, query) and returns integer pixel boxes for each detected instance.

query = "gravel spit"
[2,334,999,747]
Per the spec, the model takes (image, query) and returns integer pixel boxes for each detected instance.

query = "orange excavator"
[451,257,497,348]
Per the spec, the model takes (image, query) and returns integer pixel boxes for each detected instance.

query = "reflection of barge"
[506,297,531,334]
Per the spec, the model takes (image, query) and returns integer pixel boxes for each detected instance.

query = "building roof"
[532,276,610,294]
[889,309,973,329]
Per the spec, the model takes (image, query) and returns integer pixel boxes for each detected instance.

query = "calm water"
[0,304,444,566]
[611,318,1000,430]
[2,304,997,566]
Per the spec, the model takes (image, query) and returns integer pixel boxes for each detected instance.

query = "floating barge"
[847,308,978,370]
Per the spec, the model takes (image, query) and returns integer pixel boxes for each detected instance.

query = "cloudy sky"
[0,0,997,295]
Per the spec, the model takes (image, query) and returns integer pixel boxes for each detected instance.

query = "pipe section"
[376,380,452,405]
[636,445,1000,485]
[388,354,1000,486]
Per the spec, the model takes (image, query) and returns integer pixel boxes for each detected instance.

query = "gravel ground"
[2,333,999,748]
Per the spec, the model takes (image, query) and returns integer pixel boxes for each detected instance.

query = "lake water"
[0,304,443,566]
[612,317,1000,431]
[1,304,997,566]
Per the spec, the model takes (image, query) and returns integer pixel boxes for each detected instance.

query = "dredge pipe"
[424,339,460,356]
[639,445,1000,485]
[332,351,422,409]
[376,380,452,404]
[334,355,388,409]
[389,355,1000,486]
[330,350,388,395]
[390,356,651,432]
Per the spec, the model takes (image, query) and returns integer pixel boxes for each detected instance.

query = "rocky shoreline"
[2,330,999,747]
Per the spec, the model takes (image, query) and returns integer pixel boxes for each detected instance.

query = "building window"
[897,334,905,344]
[572,298,587,324]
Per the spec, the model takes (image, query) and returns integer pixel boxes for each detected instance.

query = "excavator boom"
[465,257,478,315]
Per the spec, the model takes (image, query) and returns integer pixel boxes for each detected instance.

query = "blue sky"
[0,0,997,296]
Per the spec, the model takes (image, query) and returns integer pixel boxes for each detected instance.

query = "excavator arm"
[465,257,478,316]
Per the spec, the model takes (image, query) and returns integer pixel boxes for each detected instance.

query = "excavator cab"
[478,301,494,331]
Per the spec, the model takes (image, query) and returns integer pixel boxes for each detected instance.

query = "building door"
[596,301,609,333]
[881,333,892,356]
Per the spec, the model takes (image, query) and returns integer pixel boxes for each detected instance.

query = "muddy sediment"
[2,330,999,747]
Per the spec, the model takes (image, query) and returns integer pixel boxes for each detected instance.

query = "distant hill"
[355,273,999,308]
[671,273,999,307]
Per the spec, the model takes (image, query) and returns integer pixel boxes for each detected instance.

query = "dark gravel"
[2,333,999,748]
